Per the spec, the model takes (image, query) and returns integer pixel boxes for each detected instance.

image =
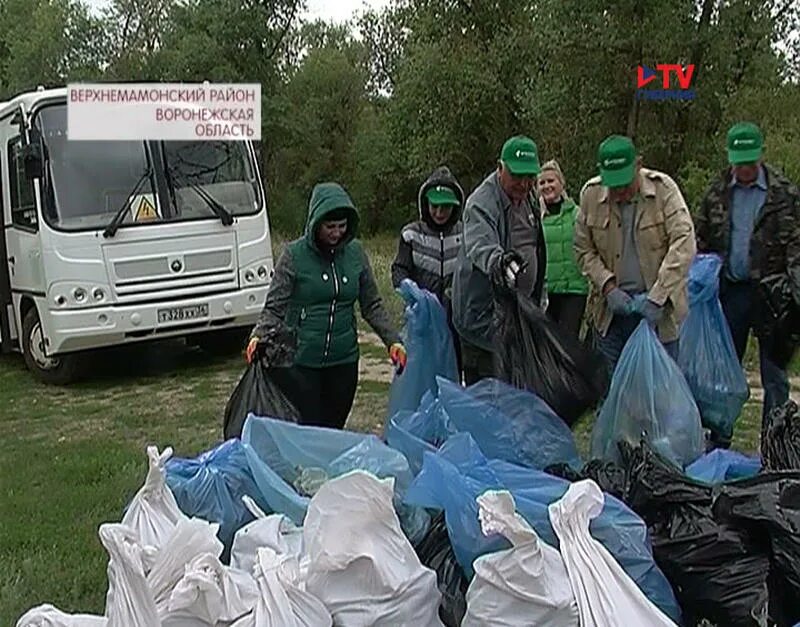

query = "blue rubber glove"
[605,287,633,315]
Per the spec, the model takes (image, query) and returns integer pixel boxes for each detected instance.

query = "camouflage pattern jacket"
[694,163,800,312]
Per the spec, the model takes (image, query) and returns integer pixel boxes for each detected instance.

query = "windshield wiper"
[167,167,233,226]
[103,167,153,238]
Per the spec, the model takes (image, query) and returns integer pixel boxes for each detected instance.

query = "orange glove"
[245,337,260,364]
[389,343,407,375]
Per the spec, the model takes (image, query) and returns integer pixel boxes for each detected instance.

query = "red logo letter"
[637,65,657,88]
[674,64,695,89]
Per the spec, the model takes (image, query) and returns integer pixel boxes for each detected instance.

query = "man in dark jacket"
[695,122,800,441]
[391,165,465,373]
[451,135,547,385]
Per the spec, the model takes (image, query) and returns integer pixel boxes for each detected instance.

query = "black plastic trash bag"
[494,291,609,425]
[223,360,300,439]
[715,473,800,626]
[545,459,627,500]
[625,441,772,627]
[414,512,469,627]
[761,400,800,472]
[755,273,800,370]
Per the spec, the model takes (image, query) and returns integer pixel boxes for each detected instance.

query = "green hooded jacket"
[252,182,399,367]
[542,198,588,295]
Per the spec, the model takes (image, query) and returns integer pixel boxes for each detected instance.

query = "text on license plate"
[157,304,209,323]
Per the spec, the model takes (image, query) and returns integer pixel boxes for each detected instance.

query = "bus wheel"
[22,307,83,385]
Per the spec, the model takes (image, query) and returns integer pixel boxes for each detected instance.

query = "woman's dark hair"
[322,208,350,222]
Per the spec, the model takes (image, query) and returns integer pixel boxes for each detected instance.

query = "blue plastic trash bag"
[439,377,582,471]
[685,449,761,484]
[386,279,459,421]
[678,254,750,441]
[242,415,429,543]
[386,392,455,476]
[165,439,269,549]
[386,379,582,475]
[591,320,704,468]
[406,433,681,623]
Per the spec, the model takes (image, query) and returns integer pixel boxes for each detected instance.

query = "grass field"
[1,234,798,623]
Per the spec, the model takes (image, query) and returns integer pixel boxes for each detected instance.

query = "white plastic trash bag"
[16,604,106,627]
[166,553,259,624]
[304,471,443,627]
[462,490,578,627]
[99,523,160,627]
[231,547,331,627]
[147,517,224,615]
[231,496,304,576]
[122,446,188,551]
[548,480,676,627]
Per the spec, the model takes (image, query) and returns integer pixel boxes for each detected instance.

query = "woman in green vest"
[538,160,588,340]
[245,182,406,430]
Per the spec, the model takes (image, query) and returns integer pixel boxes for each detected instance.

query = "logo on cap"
[603,157,628,167]
[515,150,536,159]
[733,139,756,147]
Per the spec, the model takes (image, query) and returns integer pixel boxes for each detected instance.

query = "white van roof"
[0,87,66,118]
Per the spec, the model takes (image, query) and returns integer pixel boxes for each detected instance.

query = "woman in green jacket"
[538,160,588,340]
[245,182,406,430]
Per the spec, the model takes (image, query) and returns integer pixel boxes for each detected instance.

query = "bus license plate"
[157,304,209,323]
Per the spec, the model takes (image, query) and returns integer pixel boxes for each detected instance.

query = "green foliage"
[0,0,105,95]
[0,0,797,230]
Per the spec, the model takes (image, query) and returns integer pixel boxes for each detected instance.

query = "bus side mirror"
[21,143,43,180]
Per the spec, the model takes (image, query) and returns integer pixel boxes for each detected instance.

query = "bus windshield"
[34,104,262,231]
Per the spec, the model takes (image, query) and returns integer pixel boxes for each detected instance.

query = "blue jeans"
[596,313,679,376]
[720,279,789,427]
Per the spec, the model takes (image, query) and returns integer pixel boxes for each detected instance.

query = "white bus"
[0,87,273,383]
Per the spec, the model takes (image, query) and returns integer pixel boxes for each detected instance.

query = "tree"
[101,0,174,79]
[0,0,105,97]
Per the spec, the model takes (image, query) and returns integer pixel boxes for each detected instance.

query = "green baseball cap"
[426,185,459,206]
[727,122,763,165]
[500,135,541,176]
[597,135,637,188]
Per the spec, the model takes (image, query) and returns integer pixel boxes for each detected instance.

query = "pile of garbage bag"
[553,439,800,627]
[22,407,800,627]
[405,433,683,622]
[18,448,445,627]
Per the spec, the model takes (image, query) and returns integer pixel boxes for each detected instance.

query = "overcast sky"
[84,0,392,23]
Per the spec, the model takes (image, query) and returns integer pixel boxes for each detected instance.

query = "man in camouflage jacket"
[695,122,800,441]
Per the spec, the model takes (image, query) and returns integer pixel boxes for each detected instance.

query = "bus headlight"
[50,282,113,309]
[257,265,268,280]
[245,269,255,283]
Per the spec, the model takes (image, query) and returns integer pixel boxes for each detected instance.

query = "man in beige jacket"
[574,135,696,371]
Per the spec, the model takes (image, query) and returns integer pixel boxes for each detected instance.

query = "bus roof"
[0,87,67,118]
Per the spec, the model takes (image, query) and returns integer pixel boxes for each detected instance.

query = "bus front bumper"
[44,287,267,354]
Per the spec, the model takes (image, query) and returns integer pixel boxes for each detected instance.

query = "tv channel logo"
[636,64,696,101]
